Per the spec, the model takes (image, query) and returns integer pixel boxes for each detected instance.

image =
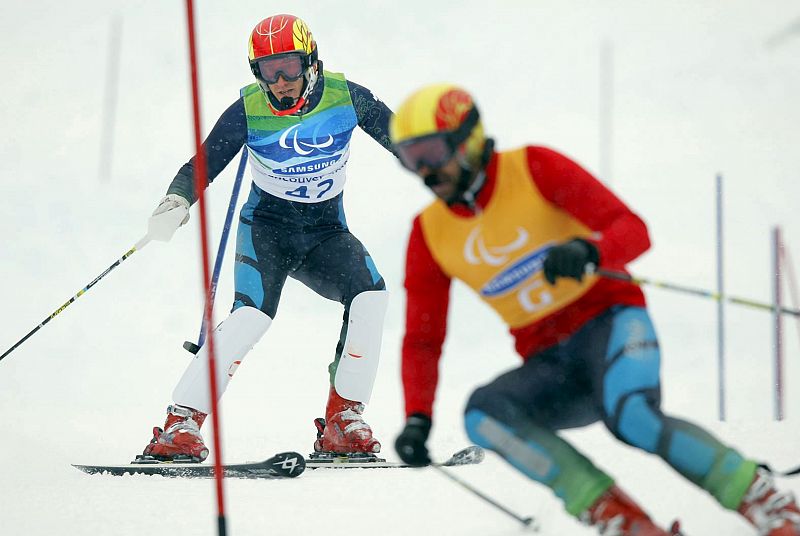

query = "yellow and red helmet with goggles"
[390,84,487,172]
[247,14,320,115]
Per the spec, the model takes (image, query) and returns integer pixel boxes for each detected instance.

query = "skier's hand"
[395,414,432,467]
[148,194,190,243]
[543,238,599,285]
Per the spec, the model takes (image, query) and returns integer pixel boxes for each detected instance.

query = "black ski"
[304,445,484,469]
[73,446,484,477]
[73,451,305,479]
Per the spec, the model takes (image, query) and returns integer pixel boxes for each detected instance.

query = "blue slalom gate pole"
[716,173,725,421]
[197,149,248,348]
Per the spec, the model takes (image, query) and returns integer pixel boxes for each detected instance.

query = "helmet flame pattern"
[390,84,486,168]
[247,14,319,116]
[248,14,316,61]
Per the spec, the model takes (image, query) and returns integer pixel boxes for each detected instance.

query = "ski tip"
[442,445,486,466]
[468,445,486,463]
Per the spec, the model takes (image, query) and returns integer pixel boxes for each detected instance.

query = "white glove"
[148,194,190,242]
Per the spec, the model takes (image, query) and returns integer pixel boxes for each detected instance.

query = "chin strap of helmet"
[269,95,308,117]
[266,61,321,116]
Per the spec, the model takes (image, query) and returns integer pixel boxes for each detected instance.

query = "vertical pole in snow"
[99,15,122,182]
[716,174,726,421]
[184,1,227,534]
[599,40,614,184]
[773,226,784,421]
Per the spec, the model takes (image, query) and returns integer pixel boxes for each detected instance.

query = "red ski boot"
[581,485,677,536]
[143,405,209,462]
[312,387,380,455]
[737,467,800,536]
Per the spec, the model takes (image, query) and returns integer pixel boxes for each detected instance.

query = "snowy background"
[1,1,799,534]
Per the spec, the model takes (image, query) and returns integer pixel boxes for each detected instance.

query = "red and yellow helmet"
[247,14,319,114]
[248,14,317,63]
[390,84,487,171]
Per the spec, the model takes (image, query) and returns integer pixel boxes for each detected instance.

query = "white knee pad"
[172,306,271,414]
[334,290,389,404]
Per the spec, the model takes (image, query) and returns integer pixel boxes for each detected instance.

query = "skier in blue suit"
[143,14,393,462]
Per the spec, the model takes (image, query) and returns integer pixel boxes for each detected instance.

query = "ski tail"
[74,450,306,479]
[267,451,306,478]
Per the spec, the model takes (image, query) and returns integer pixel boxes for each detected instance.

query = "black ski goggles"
[394,107,480,172]
[250,52,307,85]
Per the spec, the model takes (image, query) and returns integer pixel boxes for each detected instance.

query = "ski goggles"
[395,134,455,172]
[250,52,306,85]
[394,107,481,172]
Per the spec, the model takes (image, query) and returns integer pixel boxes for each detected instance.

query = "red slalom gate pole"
[184,2,227,534]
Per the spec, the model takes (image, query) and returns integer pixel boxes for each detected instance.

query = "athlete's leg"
[593,306,757,510]
[293,231,387,453]
[292,231,387,403]
[144,194,295,459]
[464,314,682,533]
[171,203,292,413]
[464,341,614,516]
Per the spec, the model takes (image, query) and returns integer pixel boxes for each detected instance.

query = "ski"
[73,451,305,479]
[73,446,484,477]
[304,445,485,469]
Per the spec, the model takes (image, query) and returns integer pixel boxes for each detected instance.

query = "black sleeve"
[347,80,396,156]
[166,97,248,203]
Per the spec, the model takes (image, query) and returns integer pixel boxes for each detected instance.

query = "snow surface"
[1,1,799,535]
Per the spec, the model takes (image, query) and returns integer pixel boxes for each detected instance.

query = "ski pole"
[0,235,151,362]
[430,464,538,530]
[591,266,800,317]
[195,149,247,348]
[760,462,800,478]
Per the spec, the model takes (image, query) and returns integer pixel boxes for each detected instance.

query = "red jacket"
[402,146,650,418]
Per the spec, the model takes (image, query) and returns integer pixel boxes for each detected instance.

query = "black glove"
[395,414,432,466]
[543,238,599,285]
